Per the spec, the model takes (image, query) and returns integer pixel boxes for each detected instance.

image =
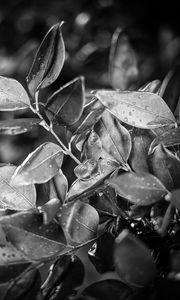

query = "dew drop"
[124,117,128,122]
[145,106,149,110]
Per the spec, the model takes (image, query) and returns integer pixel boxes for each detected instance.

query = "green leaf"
[0,76,30,111]
[114,230,157,286]
[107,172,168,206]
[79,279,133,300]
[67,159,118,200]
[0,118,41,135]
[45,76,85,126]
[95,90,176,129]
[0,165,36,210]
[139,79,161,93]
[26,22,65,97]
[149,144,180,190]
[129,128,155,173]
[109,28,138,90]
[51,169,68,203]
[170,189,180,210]
[94,110,132,165]
[41,198,61,224]
[159,62,180,113]
[11,142,64,186]
[57,200,99,245]
[74,159,99,180]
[149,127,180,155]
[83,130,102,161]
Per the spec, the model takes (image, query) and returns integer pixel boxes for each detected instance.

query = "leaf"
[58,200,99,245]
[26,22,65,97]
[2,224,69,261]
[114,230,157,286]
[95,90,176,129]
[0,165,36,210]
[11,142,64,186]
[106,172,168,206]
[45,77,85,126]
[148,144,180,190]
[139,79,161,93]
[0,76,30,111]
[149,127,180,155]
[159,62,180,113]
[171,189,180,211]
[42,255,84,300]
[79,279,133,300]
[109,28,138,90]
[67,159,118,200]
[0,241,27,265]
[83,130,102,161]
[129,128,155,173]
[94,110,132,165]
[41,198,61,224]
[74,159,99,180]
[51,169,68,203]
[0,118,41,135]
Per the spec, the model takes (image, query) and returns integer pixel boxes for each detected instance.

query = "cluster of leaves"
[0,22,180,300]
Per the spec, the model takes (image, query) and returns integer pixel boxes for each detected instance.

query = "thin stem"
[35,90,40,112]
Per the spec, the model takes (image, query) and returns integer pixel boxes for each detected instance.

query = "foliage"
[0,21,180,300]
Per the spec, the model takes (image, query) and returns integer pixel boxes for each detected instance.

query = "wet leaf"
[114,230,157,286]
[67,159,118,200]
[42,255,84,300]
[45,77,85,126]
[41,198,61,224]
[107,172,168,206]
[1,224,69,261]
[94,110,131,165]
[109,28,138,90]
[27,22,65,97]
[83,130,102,161]
[170,189,180,211]
[149,144,180,190]
[79,279,133,300]
[159,62,180,113]
[11,142,64,186]
[0,165,36,210]
[74,159,99,180]
[0,118,41,135]
[129,128,155,173]
[51,170,68,203]
[57,200,99,245]
[0,76,30,111]
[149,127,180,155]
[0,240,27,265]
[139,79,161,93]
[95,90,176,129]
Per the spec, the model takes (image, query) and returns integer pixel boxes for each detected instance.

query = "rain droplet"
[124,117,128,122]
[145,106,149,110]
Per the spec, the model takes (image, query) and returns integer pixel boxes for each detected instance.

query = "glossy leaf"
[94,110,131,165]
[1,224,69,261]
[51,169,68,203]
[0,165,36,210]
[149,144,180,190]
[107,172,168,206]
[149,127,180,155]
[139,79,161,93]
[74,159,99,180]
[67,159,118,200]
[40,198,61,224]
[57,200,99,245]
[129,128,155,173]
[27,22,65,97]
[114,230,157,286]
[159,62,180,113]
[95,90,176,129]
[42,255,84,300]
[109,28,138,90]
[0,76,30,111]
[11,142,64,185]
[83,130,102,161]
[170,189,180,210]
[45,76,85,126]
[0,118,41,135]
[79,279,132,300]
[0,240,27,265]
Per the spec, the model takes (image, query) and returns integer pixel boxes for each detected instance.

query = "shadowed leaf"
[83,130,102,161]
[45,77,85,126]
[0,76,30,111]
[27,22,65,97]
[107,172,168,206]
[11,142,64,186]
[95,90,176,129]
[114,230,157,286]
[170,189,180,210]
[139,79,161,93]
[74,159,99,180]
[0,118,41,135]
[0,165,36,210]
